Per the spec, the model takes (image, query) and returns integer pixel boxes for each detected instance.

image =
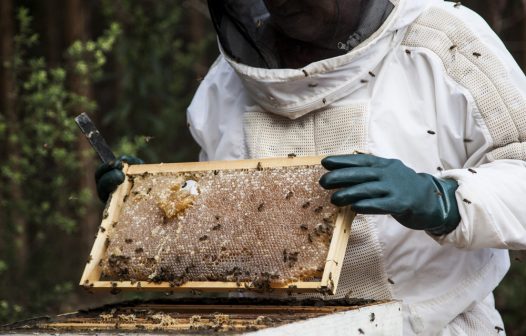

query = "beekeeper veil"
[207,0,394,69]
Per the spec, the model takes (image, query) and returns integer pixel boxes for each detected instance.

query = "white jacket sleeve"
[439,160,526,250]
[431,6,526,250]
[186,56,248,162]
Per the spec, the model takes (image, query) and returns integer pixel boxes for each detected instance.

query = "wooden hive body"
[2,299,403,335]
[80,157,354,294]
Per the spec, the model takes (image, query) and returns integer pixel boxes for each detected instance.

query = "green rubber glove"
[95,155,144,203]
[319,154,461,235]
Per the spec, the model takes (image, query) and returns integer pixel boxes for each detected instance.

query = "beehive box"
[80,156,354,294]
[1,298,403,335]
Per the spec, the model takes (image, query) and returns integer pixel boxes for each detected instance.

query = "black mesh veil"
[207,0,394,69]
[208,0,280,68]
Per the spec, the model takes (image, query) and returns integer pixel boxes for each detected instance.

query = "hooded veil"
[208,0,394,69]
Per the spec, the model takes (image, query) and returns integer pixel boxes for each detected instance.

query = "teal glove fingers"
[330,182,389,207]
[319,167,380,189]
[322,154,378,170]
[97,168,125,203]
[94,155,144,203]
[350,197,399,215]
[95,159,123,181]
[119,155,144,165]
[319,154,461,235]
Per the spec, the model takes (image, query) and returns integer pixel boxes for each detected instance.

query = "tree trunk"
[189,3,207,77]
[44,0,62,67]
[64,0,99,253]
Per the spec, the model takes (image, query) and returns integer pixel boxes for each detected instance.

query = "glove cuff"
[425,177,461,236]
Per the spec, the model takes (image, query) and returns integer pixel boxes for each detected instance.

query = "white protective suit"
[187,0,526,334]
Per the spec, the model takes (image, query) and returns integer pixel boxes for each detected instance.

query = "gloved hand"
[95,155,144,203]
[319,154,461,236]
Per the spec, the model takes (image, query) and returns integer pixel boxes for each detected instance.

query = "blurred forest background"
[0,0,525,334]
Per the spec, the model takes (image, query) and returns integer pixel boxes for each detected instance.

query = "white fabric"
[187,0,524,334]
[250,301,403,336]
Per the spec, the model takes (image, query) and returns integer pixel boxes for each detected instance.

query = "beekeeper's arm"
[425,6,526,250]
[322,6,526,250]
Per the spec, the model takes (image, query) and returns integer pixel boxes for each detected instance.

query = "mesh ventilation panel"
[402,5,526,160]
[449,303,503,335]
[244,105,369,158]
[488,142,526,161]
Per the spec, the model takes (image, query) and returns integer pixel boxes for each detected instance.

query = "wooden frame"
[80,156,355,295]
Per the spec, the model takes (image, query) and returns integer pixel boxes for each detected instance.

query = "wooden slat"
[320,207,354,293]
[80,164,132,286]
[90,280,322,293]
[127,156,324,175]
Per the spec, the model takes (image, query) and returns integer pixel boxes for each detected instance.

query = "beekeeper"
[96,0,526,334]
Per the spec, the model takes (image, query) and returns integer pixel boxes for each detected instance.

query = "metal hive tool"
[81,157,354,294]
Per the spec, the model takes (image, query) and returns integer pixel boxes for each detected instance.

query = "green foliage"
[0,300,23,323]
[0,7,119,323]
[1,8,119,231]
[67,23,122,80]
[101,0,214,162]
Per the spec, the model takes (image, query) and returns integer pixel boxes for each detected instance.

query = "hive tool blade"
[74,112,116,163]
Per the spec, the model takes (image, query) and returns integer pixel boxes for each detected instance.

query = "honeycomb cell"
[101,165,338,286]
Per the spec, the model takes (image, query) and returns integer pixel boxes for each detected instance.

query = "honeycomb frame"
[80,156,354,294]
